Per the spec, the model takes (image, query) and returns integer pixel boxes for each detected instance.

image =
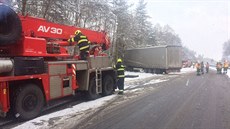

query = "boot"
[118,90,124,95]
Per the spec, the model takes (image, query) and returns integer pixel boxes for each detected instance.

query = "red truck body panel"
[0,8,112,119]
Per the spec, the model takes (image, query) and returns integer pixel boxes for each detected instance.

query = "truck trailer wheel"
[0,4,22,45]
[12,84,44,120]
[87,77,100,100]
[102,75,114,96]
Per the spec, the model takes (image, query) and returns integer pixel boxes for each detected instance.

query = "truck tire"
[0,4,22,45]
[160,69,164,74]
[102,75,114,96]
[165,70,169,74]
[12,84,44,120]
[87,77,100,100]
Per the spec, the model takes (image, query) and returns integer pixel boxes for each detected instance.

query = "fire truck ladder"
[96,69,102,94]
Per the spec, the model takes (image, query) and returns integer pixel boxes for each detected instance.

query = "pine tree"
[133,0,152,48]
[223,40,230,60]
[111,0,133,59]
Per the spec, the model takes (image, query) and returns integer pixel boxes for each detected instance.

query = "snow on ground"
[124,71,166,92]
[13,68,193,129]
[129,88,145,92]
[227,72,230,78]
[143,79,169,86]
[125,71,159,82]
[209,66,216,70]
[124,71,164,90]
[179,67,196,74]
[13,95,116,129]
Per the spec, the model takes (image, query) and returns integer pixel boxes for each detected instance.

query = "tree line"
[223,40,230,60]
[5,0,194,60]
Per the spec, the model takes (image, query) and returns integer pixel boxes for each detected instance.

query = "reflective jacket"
[224,62,229,68]
[196,63,201,69]
[115,62,125,78]
[216,63,222,69]
[69,33,90,51]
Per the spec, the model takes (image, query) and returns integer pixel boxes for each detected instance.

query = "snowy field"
[13,68,195,129]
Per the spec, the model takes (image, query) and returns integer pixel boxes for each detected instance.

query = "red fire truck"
[0,4,115,120]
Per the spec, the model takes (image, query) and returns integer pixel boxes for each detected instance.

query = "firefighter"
[68,30,90,60]
[115,58,125,94]
[201,61,204,74]
[196,62,201,75]
[216,62,218,73]
[205,62,209,73]
[216,62,222,74]
[223,60,229,74]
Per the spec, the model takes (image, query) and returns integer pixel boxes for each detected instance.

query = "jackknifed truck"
[124,45,182,74]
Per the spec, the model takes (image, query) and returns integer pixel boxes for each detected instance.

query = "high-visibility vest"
[68,34,90,51]
[196,63,201,69]
[115,62,125,78]
[224,62,229,68]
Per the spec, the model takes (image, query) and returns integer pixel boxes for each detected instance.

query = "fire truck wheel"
[0,4,22,45]
[13,84,44,120]
[87,77,100,100]
[102,75,114,96]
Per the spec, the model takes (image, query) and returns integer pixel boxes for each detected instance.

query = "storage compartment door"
[50,76,62,99]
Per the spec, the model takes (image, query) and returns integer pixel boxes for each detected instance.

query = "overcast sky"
[129,0,230,61]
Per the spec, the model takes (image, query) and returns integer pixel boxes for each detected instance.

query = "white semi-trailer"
[124,45,182,74]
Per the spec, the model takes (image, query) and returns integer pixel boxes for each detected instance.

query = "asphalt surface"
[75,70,230,129]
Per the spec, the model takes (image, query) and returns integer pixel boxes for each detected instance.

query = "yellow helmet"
[117,58,122,62]
[75,30,81,35]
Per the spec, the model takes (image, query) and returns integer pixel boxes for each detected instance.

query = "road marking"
[186,79,189,86]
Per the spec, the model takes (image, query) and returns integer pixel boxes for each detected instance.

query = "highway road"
[75,70,230,129]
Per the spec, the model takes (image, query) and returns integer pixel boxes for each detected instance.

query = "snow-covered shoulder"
[13,72,158,129]
[227,71,230,78]
[13,71,184,129]
[180,67,196,73]
[125,71,158,82]
[13,95,116,129]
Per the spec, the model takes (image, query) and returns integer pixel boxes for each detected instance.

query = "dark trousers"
[224,67,228,73]
[80,50,89,60]
[117,77,124,90]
